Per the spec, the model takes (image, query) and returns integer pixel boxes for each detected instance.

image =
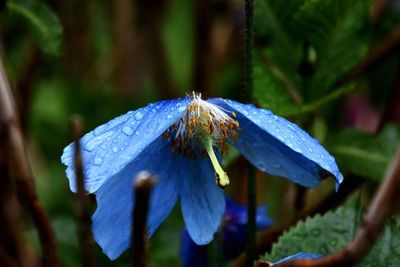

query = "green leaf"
[254,55,300,116]
[254,52,354,116]
[255,0,303,91]
[327,125,400,181]
[6,0,62,56]
[295,0,372,97]
[262,206,400,266]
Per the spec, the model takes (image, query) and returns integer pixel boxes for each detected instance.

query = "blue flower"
[61,93,343,259]
[181,197,273,267]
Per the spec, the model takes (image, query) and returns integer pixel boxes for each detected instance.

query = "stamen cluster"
[162,93,240,158]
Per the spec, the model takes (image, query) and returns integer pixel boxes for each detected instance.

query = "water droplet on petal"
[93,124,107,135]
[112,146,118,153]
[122,126,134,135]
[135,112,143,120]
[94,156,104,165]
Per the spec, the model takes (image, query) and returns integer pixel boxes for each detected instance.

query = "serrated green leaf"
[327,125,400,181]
[262,207,400,266]
[264,207,357,262]
[295,0,372,97]
[6,0,62,56]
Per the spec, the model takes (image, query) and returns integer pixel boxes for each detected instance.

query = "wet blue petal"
[92,138,184,260]
[180,155,225,245]
[181,197,272,265]
[272,252,323,265]
[208,98,343,188]
[61,97,190,193]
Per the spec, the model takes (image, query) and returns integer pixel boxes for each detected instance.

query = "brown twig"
[193,0,213,95]
[274,148,400,267]
[71,116,97,267]
[336,26,400,87]
[371,0,391,23]
[0,145,26,267]
[135,0,178,99]
[0,244,18,267]
[0,54,61,267]
[131,172,156,267]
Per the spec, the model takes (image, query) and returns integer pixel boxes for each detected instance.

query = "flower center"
[162,92,240,188]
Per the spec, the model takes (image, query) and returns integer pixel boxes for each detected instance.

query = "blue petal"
[61,97,190,193]
[272,252,323,265]
[208,98,343,188]
[224,197,272,229]
[91,137,184,260]
[180,156,225,245]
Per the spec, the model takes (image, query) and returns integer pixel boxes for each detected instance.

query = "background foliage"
[1,0,400,266]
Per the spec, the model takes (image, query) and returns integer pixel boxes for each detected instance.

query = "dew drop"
[122,126,134,136]
[93,156,104,166]
[93,124,107,135]
[311,228,321,237]
[134,112,143,120]
[112,146,118,153]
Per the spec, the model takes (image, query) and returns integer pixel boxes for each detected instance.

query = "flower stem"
[244,0,256,266]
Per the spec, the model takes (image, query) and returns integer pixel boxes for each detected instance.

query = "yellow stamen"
[203,136,230,189]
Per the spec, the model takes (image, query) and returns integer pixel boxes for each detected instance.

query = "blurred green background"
[1,0,400,266]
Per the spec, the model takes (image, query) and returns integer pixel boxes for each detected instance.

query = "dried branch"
[336,26,400,87]
[0,145,29,267]
[135,0,178,99]
[0,54,61,267]
[274,148,400,267]
[71,116,97,267]
[131,172,156,267]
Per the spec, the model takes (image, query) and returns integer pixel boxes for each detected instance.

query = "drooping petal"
[180,155,225,245]
[92,137,185,260]
[208,98,343,188]
[61,97,190,193]
[272,252,323,265]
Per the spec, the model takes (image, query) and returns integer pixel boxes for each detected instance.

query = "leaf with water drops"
[262,205,400,266]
